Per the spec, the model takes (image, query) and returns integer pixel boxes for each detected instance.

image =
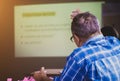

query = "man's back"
[54,35,120,81]
[85,53,120,81]
[74,35,120,81]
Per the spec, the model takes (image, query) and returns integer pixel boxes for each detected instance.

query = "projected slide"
[14,2,103,57]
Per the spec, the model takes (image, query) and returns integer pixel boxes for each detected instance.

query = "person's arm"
[54,56,81,81]
[33,67,53,81]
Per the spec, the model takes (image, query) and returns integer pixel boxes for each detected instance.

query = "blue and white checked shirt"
[54,35,120,81]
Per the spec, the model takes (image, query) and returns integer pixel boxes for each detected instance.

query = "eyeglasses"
[70,35,74,42]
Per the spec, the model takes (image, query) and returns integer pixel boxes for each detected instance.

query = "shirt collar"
[83,34,104,46]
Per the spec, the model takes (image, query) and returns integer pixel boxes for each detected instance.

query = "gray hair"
[71,12,100,38]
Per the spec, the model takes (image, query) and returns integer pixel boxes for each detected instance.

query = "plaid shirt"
[54,35,120,81]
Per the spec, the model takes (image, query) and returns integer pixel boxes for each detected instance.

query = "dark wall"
[102,3,120,38]
[0,0,120,80]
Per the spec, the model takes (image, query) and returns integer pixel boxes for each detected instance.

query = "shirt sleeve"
[53,53,86,81]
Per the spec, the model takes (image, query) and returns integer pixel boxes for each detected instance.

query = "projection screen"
[14,1,103,57]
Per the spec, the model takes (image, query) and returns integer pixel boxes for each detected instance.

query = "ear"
[74,34,82,47]
[74,34,80,42]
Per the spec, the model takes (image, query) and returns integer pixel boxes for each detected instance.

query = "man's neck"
[80,31,102,46]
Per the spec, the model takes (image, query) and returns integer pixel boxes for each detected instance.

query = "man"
[33,11,120,81]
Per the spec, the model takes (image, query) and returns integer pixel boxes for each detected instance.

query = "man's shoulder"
[105,36,120,43]
[71,46,96,62]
